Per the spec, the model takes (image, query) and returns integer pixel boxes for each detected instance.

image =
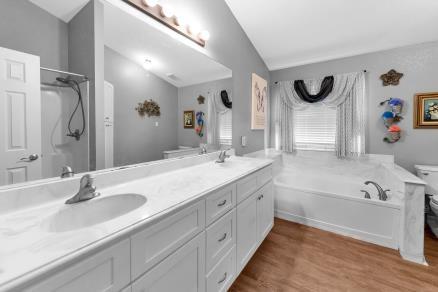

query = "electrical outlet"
[241,136,247,147]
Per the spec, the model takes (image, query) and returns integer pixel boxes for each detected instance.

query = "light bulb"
[144,59,152,70]
[161,5,174,18]
[199,30,210,41]
[175,15,187,27]
[142,0,158,7]
[188,23,201,35]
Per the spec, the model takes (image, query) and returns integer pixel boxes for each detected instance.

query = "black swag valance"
[293,76,334,103]
[221,90,232,109]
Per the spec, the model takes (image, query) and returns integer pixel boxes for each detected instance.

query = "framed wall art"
[183,110,195,129]
[414,92,438,129]
[251,73,267,130]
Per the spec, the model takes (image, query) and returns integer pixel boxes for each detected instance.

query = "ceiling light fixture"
[142,0,158,7]
[144,59,152,70]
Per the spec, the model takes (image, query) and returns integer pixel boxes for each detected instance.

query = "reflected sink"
[42,194,147,232]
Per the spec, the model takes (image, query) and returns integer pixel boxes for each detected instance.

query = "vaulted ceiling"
[224,0,438,70]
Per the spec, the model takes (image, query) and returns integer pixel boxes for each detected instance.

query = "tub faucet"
[361,190,371,199]
[364,181,389,201]
[200,144,207,154]
[65,174,100,204]
[216,150,230,163]
[60,165,74,178]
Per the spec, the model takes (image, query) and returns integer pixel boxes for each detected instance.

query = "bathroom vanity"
[0,153,273,291]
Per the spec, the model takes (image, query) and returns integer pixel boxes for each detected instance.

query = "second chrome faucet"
[363,181,390,201]
[65,174,100,204]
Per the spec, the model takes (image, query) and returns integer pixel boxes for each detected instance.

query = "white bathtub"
[247,150,403,249]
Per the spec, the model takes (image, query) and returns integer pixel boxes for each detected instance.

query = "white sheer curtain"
[275,72,365,157]
[207,90,231,146]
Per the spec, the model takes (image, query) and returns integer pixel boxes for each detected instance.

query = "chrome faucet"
[364,181,390,201]
[216,150,230,163]
[60,165,74,178]
[200,144,208,154]
[65,174,100,204]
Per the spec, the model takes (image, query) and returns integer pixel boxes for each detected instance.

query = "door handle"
[19,154,39,162]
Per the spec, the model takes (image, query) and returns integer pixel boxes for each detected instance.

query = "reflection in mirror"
[0,0,232,187]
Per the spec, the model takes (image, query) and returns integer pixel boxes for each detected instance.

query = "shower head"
[56,77,71,84]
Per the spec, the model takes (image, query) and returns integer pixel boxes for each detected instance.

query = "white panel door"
[0,47,41,185]
[104,81,114,168]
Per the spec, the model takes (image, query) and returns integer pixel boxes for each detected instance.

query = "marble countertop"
[0,156,272,290]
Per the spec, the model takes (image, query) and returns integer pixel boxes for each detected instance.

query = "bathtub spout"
[364,181,389,201]
[361,190,371,199]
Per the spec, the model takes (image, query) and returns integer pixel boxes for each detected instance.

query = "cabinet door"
[132,232,206,292]
[236,192,258,273]
[257,182,274,241]
[25,239,130,292]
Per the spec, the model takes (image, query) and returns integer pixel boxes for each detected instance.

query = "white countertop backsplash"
[0,152,272,289]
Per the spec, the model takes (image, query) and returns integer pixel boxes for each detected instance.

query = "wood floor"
[230,218,438,292]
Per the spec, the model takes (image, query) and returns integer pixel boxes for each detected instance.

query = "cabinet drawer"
[236,173,258,204]
[206,246,235,292]
[25,239,130,292]
[205,209,236,273]
[205,184,236,226]
[131,200,205,280]
[132,232,206,292]
[257,166,272,188]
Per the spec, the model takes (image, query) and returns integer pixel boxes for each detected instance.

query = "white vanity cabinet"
[17,165,273,292]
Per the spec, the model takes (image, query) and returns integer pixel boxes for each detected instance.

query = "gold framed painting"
[183,110,194,128]
[414,92,438,129]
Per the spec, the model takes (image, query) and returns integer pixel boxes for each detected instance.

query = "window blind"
[293,105,336,151]
[218,110,232,146]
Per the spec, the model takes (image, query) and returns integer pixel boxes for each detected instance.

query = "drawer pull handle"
[218,272,227,284]
[217,200,227,207]
[422,172,430,176]
[218,233,227,242]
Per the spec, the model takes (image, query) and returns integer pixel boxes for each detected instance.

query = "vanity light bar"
[123,0,210,47]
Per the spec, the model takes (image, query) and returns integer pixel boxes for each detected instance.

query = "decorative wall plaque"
[197,95,205,104]
[135,99,161,118]
[380,69,403,86]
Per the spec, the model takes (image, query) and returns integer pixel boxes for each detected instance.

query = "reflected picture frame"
[414,92,438,129]
[183,110,195,129]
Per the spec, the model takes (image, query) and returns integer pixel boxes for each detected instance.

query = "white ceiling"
[224,0,438,70]
[28,0,231,87]
[29,0,89,22]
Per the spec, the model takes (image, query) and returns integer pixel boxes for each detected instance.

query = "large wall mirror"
[0,0,232,187]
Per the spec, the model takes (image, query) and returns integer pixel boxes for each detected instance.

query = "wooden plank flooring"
[230,218,438,292]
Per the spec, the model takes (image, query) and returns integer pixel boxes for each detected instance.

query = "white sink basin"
[42,194,147,232]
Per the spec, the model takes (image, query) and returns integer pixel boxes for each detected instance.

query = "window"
[293,105,336,151]
[218,110,232,146]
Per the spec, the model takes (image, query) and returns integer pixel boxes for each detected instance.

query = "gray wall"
[69,0,105,171]
[270,41,438,172]
[0,0,69,70]
[105,47,178,166]
[178,78,232,147]
[176,0,269,155]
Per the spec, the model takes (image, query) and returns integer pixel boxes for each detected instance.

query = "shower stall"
[40,67,90,179]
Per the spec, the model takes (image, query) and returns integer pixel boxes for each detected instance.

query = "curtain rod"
[40,67,89,80]
[273,70,367,85]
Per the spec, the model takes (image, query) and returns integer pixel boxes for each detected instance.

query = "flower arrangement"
[135,99,161,118]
